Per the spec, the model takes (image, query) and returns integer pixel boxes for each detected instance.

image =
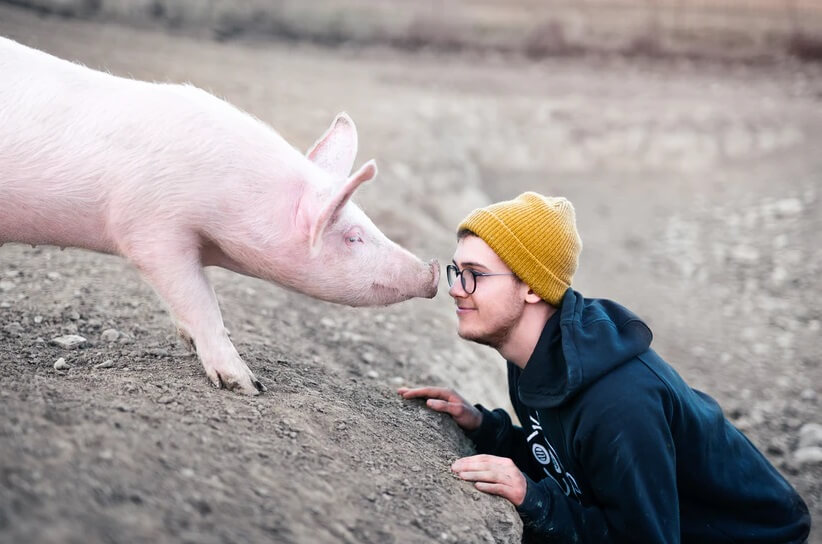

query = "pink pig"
[0,37,439,395]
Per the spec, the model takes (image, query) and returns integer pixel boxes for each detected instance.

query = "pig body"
[0,37,439,394]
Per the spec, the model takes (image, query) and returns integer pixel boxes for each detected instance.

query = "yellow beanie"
[457,192,582,306]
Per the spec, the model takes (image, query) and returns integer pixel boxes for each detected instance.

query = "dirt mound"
[0,244,521,544]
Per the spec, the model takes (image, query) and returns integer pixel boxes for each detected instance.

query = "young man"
[399,192,810,543]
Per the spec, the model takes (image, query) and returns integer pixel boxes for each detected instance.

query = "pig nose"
[429,259,440,280]
[426,259,440,297]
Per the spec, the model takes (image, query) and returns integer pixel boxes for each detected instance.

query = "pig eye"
[345,230,364,245]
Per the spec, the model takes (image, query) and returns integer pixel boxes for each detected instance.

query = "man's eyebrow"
[453,260,490,271]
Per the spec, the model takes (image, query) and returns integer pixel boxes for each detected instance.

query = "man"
[399,192,810,542]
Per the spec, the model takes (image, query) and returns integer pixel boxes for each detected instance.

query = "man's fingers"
[455,470,502,483]
[452,454,503,472]
[426,399,463,416]
[474,482,514,501]
[397,386,452,401]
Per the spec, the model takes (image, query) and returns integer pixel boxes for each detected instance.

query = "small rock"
[320,317,336,328]
[0,301,10,308]
[51,334,87,349]
[145,348,169,358]
[3,322,23,334]
[361,352,377,364]
[33,315,43,324]
[46,272,61,280]
[410,465,421,472]
[53,357,69,370]
[730,245,759,263]
[793,446,822,466]
[68,311,80,321]
[800,389,817,402]
[157,394,175,404]
[773,198,803,217]
[390,376,404,385]
[95,359,115,369]
[366,370,379,379]
[100,328,120,342]
[798,423,822,449]
[0,280,15,292]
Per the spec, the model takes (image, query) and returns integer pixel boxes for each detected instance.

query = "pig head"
[0,37,439,395]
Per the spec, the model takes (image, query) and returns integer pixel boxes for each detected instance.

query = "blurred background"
[1,1,821,542]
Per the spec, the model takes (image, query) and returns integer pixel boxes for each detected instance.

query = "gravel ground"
[1,5,821,542]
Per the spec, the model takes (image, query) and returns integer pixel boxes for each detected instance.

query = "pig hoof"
[210,370,264,396]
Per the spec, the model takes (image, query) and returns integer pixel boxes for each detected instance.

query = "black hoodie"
[467,288,810,543]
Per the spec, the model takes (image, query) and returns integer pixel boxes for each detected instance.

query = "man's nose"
[449,279,467,298]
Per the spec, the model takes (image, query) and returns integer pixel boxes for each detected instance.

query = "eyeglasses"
[446,264,515,295]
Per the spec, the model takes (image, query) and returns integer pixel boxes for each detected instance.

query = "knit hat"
[457,192,582,306]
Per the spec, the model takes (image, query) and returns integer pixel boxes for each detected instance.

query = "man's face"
[450,235,525,349]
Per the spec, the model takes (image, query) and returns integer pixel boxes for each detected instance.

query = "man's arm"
[512,392,680,542]
[397,388,533,468]
[464,404,534,471]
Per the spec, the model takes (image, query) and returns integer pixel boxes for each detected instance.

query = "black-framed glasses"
[446,264,515,294]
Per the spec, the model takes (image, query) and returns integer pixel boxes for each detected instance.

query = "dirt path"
[1,5,820,542]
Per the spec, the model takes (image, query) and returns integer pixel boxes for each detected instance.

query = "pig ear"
[309,160,377,253]
[305,112,358,180]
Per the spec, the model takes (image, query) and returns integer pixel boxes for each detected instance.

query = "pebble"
[33,315,43,324]
[0,280,15,292]
[798,423,822,449]
[390,376,404,385]
[3,322,23,334]
[50,334,87,349]
[366,370,379,379]
[361,352,377,364]
[320,317,336,328]
[793,447,822,466]
[800,389,817,402]
[100,328,121,342]
[53,357,69,370]
[94,359,115,369]
[773,198,803,217]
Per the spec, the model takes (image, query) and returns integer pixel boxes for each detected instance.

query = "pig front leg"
[128,244,266,395]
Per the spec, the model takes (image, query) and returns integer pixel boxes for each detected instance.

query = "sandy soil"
[1,5,821,542]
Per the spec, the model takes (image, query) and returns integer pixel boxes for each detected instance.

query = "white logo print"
[531,443,550,465]
[527,412,582,501]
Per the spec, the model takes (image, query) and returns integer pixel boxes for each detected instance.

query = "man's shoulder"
[569,352,678,422]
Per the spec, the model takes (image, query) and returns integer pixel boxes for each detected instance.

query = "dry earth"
[1,5,821,543]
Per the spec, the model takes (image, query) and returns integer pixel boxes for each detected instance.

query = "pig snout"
[398,257,439,300]
[423,258,440,298]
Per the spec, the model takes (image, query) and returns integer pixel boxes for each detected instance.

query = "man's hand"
[452,454,527,507]
[397,386,483,431]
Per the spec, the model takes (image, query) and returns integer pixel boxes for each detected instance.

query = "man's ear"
[308,160,378,255]
[524,286,543,305]
[305,112,358,181]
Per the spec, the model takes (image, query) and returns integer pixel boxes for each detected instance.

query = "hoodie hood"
[518,288,653,408]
